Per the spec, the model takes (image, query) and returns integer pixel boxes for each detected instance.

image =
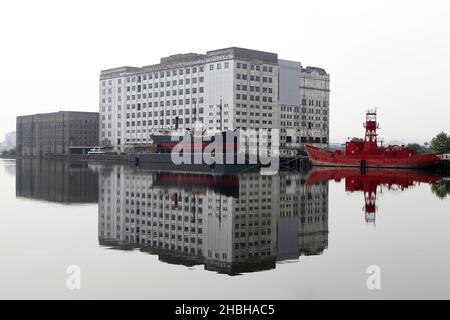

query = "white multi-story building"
[100,48,279,152]
[99,47,329,153]
[279,64,330,155]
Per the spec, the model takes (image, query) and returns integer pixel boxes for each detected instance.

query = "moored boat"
[305,109,441,168]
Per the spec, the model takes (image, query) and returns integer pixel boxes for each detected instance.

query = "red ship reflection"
[306,168,443,224]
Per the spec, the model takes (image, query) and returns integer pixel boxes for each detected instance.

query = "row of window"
[126,108,204,118]
[281,137,328,144]
[124,118,210,127]
[236,104,273,111]
[102,67,206,87]
[301,99,328,107]
[103,97,206,111]
[236,73,273,83]
[236,62,274,73]
[236,94,273,102]
[102,78,206,96]
[281,114,328,120]
[209,62,229,70]
[280,121,328,129]
[281,104,329,112]
[235,111,273,118]
[102,61,276,88]
[102,89,206,104]
[236,84,273,93]
[235,119,273,125]
[104,101,235,113]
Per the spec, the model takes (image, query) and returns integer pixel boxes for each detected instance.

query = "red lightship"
[306,109,441,168]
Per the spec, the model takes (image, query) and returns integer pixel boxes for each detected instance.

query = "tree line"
[0,148,16,158]
[350,132,450,154]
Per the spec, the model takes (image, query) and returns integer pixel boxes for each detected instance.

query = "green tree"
[430,132,450,153]
[351,137,364,142]
[1,148,16,158]
[406,143,431,154]
[431,182,450,200]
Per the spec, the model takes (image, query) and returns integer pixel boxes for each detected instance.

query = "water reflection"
[98,166,329,275]
[15,159,99,204]
[306,167,443,224]
[3,160,16,176]
[12,159,445,277]
[431,180,450,199]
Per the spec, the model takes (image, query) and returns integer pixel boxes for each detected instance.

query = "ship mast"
[192,101,197,133]
[219,97,223,131]
[363,108,379,150]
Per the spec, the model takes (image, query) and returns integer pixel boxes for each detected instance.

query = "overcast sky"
[0,0,449,143]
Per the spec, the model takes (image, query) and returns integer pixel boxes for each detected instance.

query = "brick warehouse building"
[16,111,99,156]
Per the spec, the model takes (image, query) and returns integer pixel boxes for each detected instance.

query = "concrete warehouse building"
[16,111,99,157]
[99,47,330,154]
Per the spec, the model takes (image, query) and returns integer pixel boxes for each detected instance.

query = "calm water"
[0,158,449,299]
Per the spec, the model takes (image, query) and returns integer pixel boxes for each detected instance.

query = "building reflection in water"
[3,160,16,176]
[98,166,329,275]
[15,159,99,204]
[306,167,443,224]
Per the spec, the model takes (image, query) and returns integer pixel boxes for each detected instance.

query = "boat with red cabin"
[305,109,441,168]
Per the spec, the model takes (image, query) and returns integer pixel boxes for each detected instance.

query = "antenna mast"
[219,97,223,131]
[363,108,379,143]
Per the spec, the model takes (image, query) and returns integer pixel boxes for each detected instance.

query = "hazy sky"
[0,0,449,143]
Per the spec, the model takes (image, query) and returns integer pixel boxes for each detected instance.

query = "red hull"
[305,145,441,169]
[305,167,443,186]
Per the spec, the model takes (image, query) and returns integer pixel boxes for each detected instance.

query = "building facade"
[279,65,330,155]
[0,131,16,151]
[3,131,16,150]
[16,111,99,156]
[100,47,329,153]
